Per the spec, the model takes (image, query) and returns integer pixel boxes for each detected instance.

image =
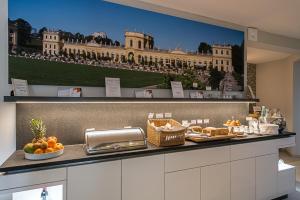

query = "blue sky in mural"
[9,0,244,51]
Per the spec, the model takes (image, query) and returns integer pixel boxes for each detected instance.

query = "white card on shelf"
[11,78,29,96]
[204,119,210,124]
[156,113,164,119]
[105,77,121,97]
[148,113,154,119]
[191,120,197,125]
[171,81,184,98]
[165,113,172,118]
[197,119,203,124]
[182,120,189,126]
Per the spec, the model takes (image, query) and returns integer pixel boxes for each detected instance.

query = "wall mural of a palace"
[8,0,245,91]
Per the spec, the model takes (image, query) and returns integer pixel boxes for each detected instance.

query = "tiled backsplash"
[16,103,249,149]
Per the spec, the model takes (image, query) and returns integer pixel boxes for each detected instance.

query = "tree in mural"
[198,42,212,54]
[208,67,225,90]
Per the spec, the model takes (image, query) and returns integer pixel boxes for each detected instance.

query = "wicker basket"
[147,119,186,147]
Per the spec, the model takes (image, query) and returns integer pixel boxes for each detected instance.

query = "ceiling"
[247,47,291,64]
[138,0,300,40]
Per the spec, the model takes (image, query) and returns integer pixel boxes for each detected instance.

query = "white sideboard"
[0,136,296,200]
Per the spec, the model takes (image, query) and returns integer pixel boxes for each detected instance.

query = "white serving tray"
[24,149,64,160]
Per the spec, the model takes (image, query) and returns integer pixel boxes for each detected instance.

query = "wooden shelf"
[3,96,259,103]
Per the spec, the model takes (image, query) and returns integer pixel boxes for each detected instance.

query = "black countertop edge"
[3,96,259,103]
[0,132,295,175]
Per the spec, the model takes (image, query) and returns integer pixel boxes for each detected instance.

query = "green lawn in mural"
[9,56,165,87]
[9,0,245,90]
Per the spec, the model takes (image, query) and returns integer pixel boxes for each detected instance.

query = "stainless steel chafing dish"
[84,127,147,155]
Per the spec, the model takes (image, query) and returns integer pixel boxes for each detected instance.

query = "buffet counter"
[0,131,295,174]
[0,132,296,200]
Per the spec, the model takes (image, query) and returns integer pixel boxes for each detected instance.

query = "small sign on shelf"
[11,78,29,96]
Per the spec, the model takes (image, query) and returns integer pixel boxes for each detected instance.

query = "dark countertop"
[0,132,295,175]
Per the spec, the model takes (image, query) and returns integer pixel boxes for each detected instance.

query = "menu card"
[105,77,121,97]
[58,88,82,97]
[171,81,184,98]
[135,89,153,98]
[190,91,204,99]
[11,78,29,96]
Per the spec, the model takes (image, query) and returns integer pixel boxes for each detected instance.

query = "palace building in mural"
[8,0,244,90]
[43,30,234,74]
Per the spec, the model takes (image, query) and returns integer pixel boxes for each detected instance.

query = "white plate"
[25,149,64,160]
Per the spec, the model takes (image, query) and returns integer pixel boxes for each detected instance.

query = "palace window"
[221,50,223,55]
[50,36,52,39]
[49,44,52,48]
[45,44,47,48]
[130,40,133,47]
[145,56,148,62]
[215,60,218,64]
[227,61,229,65]
[54,45,56,49]
[54,36,56,40]
[221,60,223,64]
[226,51,229,55]
[45,35,48,39]
[138,41,142,49]
[215,50,218,54]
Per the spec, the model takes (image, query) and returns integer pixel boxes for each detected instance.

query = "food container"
[259,124,279,135]
[84,127,147,154]
[147,119,186,147]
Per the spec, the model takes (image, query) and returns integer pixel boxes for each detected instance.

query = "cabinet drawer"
[231,140,277,161]
[278,136,295,148]
[165,146,230,172]
[0,168,66,191]
[165,168,200,200]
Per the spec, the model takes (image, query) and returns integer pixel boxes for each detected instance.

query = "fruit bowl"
[23,119,65,160]
[25,149,64,160]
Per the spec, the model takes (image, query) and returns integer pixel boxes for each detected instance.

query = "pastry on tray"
[190,126,203,134]
[225,120,241,127]
[202,127,217,136]
[215,128,229,135]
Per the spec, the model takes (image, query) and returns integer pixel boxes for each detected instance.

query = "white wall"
[0,0,16,165]
[256,55,300,154]
[293,60,300,155]
[256,57,294,131]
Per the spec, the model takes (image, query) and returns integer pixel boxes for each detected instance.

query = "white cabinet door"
[256,154,278,200]
[231,158,255,200]
[67,160,121,200]
[165,168,200,200]
[122,155,164,200]
[201,163,230,200]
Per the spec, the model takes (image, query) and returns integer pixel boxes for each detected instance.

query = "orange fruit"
[45,148,54,153]
[34,148,44,154]
[54,143,64,151]
[48,136,58,143]
[47,138,57,148]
